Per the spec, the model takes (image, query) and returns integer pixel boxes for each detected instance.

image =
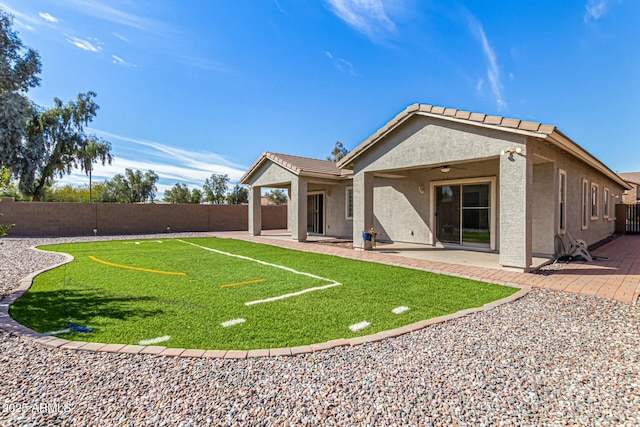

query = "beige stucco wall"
[532,162,556,255]
[371,160,501,245]
[249,162,296,188]
[352,115,523,174]
[530,138,624,248]
[307,182,352,238]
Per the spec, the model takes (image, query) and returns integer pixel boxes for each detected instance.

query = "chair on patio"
[554,233,593,262]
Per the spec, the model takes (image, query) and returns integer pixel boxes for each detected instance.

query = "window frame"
[345,186,353,220]
[603,187,610,219]
[591,182,599,220]
[558,169,567,234]
[581,178,589,230]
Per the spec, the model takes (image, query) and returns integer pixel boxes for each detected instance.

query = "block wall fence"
[0,198,287,236]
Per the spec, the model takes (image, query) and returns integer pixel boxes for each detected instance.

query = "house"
[617,172,640,204]
[240,103,630,272]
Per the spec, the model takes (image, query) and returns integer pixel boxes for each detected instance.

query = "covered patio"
[254,229,552,270]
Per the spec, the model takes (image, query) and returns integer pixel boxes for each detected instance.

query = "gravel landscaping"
[1,235,639,426]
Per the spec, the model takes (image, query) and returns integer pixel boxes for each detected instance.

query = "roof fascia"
[545,131,631,190]
[299,171,349,180]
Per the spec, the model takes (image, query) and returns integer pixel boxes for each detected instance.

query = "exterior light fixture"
[500,147,522,156]
[418,184,425,194]
[440,166,451,173]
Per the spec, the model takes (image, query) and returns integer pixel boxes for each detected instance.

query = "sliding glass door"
[435,183,491,247]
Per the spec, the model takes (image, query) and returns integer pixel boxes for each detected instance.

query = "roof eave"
[545,131,632,190]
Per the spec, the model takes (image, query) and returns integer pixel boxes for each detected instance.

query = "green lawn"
[10,237,517,350]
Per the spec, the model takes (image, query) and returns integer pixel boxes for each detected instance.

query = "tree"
[225,184,248,204]
[98,169,159,203]
[0,166,14,240]
[164,183,191,204]
[0,11,42,170]
[203,173,229,204]
[16,91,111,201]
[327,141,348,162]
[264,189,288,205]
[0,14,110,201]
[76,137,113,202]
[190,188,202,204]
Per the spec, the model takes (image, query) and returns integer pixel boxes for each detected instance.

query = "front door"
[307,194,324,234]
[435,183,491,247]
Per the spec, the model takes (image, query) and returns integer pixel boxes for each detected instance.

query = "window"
[603,187,610,218]
[581,178,589,230]
[345,187,353,219]
[559,170,567,233]
[591,182,599,219]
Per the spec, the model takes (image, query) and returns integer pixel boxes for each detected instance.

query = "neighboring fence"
[0,198,287,236]
[616,203,640,235]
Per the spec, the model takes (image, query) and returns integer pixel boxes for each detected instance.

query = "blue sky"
[1,0,638,196]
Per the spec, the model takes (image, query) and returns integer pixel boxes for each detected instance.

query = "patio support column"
[499,144,533,271]
[248,185,262,236]
[290,177,308,242]
[353,171,374,250]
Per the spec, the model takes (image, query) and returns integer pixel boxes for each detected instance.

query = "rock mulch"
[1,235,638,425]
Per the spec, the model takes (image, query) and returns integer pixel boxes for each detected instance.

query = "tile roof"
[618,172,640,185]
[240,152,342,184]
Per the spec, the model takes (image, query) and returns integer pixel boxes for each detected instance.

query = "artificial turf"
[9,237,518,350]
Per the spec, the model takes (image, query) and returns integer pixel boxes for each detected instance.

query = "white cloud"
[325,51,357,76]
[468,18,506,111]
[58,129,249,198]
[88,129,248,181]
[113,32,130,42]
[66,35,102,52]
[0,3,37,30]
[38,12,58,23]
[584,0,609,22]
[325,0,395,40]
[112,54,137,67]
[60,0,166,34]
[273,0,285,14]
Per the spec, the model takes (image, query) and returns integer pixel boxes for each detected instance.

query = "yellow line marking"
[220,279,265,289]
[88,256,187,276]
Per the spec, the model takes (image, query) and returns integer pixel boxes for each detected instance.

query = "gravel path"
[1,235,639,426]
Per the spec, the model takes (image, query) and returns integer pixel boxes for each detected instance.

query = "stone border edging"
[0,245,531,359]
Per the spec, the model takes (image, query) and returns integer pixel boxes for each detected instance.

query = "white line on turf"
[392,306,410,314]
[138,335,171,345]
[44,328,70,336]
[177,239,342,305]
[221,318,246,327]
[244,283,342,306]
[349,321,370,332]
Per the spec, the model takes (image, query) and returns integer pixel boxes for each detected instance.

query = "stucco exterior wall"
[249,162,296,188]
[307,182,352,238]
[370,160,501,245]
[532,162,556,256]
[530,138,624,247]
[353,115,523,175]
[372,171,429,243]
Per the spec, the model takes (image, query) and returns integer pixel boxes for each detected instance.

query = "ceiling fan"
[430,164,466,173]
